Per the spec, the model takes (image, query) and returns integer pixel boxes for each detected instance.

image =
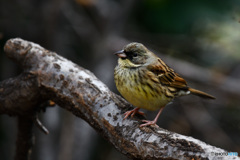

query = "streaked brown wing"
[147,58,188,90]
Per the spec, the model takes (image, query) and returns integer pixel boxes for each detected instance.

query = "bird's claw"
[140,120,158,127]
[123,108,145,120]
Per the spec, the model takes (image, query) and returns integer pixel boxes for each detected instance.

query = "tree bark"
[0,38,238,160]
[14,116,34,160]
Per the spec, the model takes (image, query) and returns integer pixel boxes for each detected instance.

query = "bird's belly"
[119,86,170,111]
[115,69,172,111]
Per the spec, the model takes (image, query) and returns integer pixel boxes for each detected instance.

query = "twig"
[34,115,49,135]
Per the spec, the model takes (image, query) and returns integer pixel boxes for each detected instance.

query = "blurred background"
[0,0,240,159]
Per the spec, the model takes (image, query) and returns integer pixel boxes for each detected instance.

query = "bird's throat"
[118,58,142,68]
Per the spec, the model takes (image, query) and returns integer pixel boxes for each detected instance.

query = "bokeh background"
[1,0,240,159]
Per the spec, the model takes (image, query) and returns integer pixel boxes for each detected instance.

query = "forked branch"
[0,38,238,160]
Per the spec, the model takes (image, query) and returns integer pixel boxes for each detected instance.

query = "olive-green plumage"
[114,42,215,127]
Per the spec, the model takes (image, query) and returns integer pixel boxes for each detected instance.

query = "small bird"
[114,42,215,127]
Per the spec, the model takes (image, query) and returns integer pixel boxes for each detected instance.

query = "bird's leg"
[123,107,145,120]
[140,107,165,127]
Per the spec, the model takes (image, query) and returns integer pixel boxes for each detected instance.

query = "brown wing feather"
[147,58,215,99]
[147,58,188,90]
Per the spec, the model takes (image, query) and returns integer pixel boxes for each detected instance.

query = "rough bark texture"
[0,38,239,160]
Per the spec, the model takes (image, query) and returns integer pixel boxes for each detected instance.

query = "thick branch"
[0,73,40,116]
[1,38,239,160]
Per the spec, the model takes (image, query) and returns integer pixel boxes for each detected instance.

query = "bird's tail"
[188,87,215,99]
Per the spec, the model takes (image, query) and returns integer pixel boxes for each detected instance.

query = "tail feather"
[188,87,215,99]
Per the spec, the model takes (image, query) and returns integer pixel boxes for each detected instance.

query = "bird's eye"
[133,53,137,57]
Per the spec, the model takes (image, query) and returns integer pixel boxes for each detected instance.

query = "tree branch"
[1,38,238,160]
[15,115,34,160]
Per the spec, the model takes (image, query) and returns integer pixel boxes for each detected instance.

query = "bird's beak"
[114,50,127,58]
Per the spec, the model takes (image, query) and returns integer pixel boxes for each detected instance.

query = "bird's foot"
[123,108,145,120]
[140,120,158,127]
[140,107,164,127]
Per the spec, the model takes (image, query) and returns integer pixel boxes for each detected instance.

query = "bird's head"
[114,42,152,68]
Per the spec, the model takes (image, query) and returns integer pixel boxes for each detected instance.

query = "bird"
[114,42,215,127]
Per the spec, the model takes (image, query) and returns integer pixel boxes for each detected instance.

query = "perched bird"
[114,42,215,127]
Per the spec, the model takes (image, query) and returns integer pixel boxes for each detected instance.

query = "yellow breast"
[114,65,172,111]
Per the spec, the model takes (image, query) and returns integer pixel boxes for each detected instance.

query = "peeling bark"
[0,38,238,160]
